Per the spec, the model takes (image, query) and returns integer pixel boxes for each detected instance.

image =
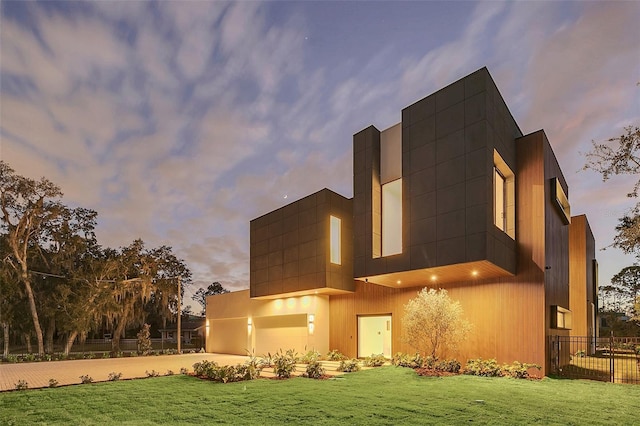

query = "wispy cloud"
[2,1,638,295]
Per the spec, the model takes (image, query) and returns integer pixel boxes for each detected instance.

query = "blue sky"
[1,1,639,307]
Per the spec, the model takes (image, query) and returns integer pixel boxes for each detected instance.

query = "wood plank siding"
[329,277,545,373]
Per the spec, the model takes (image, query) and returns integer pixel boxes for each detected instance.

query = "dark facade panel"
[354,67,519,279]
[250,189,354,298]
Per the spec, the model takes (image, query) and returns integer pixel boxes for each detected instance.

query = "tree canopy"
[0,161,192,355]
[584,125,640,257]
[402,288,472,358]
[192,282,229,314]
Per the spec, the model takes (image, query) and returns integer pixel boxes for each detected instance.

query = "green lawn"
[1,367,638,425]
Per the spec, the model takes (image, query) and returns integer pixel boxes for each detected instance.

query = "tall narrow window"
[494,167,506,231]
[493,150,515,239]
[330,215,341,264]
[382,179,402,256]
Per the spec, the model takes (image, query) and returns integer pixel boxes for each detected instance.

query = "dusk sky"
[1,1,638,307]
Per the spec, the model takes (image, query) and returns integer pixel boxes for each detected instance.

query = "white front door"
[358,315,392,358]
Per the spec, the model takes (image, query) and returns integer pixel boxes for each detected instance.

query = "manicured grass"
[1,367,638,425]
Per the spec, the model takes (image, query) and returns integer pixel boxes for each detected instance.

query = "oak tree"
[0,161,63,355]
[584,125,640,257]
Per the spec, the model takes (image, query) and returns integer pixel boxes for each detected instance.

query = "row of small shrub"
[463,358,540,378]
[192,358,262,383]
[14,368,188,390]
[392,353,538,378]
[392,353,461,373]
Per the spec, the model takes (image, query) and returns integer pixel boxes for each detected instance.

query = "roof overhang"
[357,260,514,289]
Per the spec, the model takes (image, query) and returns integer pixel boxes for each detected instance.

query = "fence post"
[609,331,614,383]
[556,335,560,376]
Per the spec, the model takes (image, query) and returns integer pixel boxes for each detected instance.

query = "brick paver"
[0,353,249,391]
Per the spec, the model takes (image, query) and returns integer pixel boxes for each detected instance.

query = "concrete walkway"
[0,353,249,391]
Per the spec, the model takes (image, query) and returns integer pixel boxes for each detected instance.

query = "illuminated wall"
[206,290,330,355]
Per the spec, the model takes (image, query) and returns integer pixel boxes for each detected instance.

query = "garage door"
[208,318,248,355]
[254,314,308,356]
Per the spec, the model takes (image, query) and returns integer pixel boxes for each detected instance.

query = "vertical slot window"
[493,150,515,239]
[330,215,341,265]
[494,167,506,232]
[382,179,402,256]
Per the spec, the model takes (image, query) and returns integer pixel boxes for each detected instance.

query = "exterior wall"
[250,188,354,298]
[569,215,597,342]
[353,67,520,283]
[516,130,572,369]
[206,290,330,356]
[329,279,545,375]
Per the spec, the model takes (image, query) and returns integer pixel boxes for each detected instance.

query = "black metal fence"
[550,335,640,384]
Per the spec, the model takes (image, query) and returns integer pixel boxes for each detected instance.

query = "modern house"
[206,67,597,375]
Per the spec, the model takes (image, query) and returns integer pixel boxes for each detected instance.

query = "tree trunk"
[64,331,78,356]
[45,318,55,353]
[20,271,44,355]
[111,301,131,353]
[24,333,32,353]
[2,322,9,358]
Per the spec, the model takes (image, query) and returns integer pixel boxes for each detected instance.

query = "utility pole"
[177,275,182,353]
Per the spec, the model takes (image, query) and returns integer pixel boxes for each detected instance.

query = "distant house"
[205,67,597,375]
[160,318,205,345]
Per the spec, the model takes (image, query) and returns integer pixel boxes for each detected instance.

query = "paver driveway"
[0,353,249,391]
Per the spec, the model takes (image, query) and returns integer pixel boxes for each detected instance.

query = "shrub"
[243,355,264,379]
[302,360,326,379]
[464,358,502,377]
[180,367,189,375]
[434,359,461,373]
[260,352,274,368]
[236,363,261,381]
[108,372,122,381]
[48,378,58,388]
[327,349,347,361]
[363,354,386,367]
[272,349,298,378]
[501,361,541,379]
[575,350,586,358]
[300,349,321,364]
[145,370,160,377]
[166,370,174,376]
[403,288,472,358]
[337,359,361,372]
[192,359,261,383]
[392,352,423,368]
[5,355,18,363]
[193,360,217,376]
[14,380,28,390]
[79,375,94,384]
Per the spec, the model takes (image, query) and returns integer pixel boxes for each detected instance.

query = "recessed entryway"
[357,315,392,358]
